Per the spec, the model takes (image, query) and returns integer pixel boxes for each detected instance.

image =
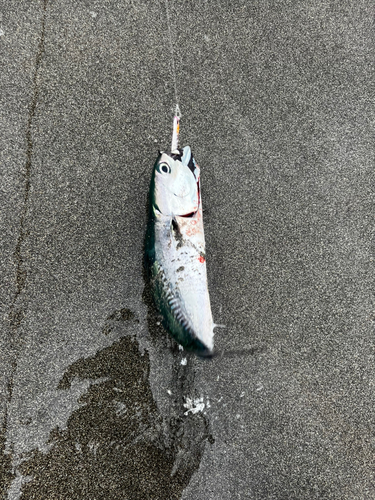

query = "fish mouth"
[169,149,183,161]
[186,153,197,178]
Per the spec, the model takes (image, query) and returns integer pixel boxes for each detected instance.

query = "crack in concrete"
[9,0,48,325]
[1,1,49,495]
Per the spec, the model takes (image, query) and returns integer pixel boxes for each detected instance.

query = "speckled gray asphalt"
[1,1,374,499]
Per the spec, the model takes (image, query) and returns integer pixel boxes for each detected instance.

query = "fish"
[145,145,215,357]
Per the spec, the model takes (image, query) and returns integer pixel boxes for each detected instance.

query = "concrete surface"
[1,0,374,499]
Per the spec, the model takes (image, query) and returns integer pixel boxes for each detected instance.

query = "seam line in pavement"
[3,0,49,436]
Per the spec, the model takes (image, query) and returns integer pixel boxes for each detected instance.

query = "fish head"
[151,146,200,217]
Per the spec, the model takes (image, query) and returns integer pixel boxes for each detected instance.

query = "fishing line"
[164,0,179,107]
[164,0,181,151]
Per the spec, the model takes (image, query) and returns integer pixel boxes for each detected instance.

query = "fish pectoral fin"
[171,217,180,234]
[171,218,184,248]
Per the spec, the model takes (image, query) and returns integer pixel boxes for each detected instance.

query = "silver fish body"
[145,146,214,356]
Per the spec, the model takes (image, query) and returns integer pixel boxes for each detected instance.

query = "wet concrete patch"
[17,331,212,499]
[102,307,139,336]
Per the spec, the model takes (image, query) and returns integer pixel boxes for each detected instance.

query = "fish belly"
[172,247,214,351]
[153,220,214,354]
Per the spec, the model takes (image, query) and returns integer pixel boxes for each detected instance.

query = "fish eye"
[158,163,171,174]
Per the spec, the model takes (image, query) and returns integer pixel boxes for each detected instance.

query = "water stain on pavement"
[102,307,139,336]
[15,310,212,500]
